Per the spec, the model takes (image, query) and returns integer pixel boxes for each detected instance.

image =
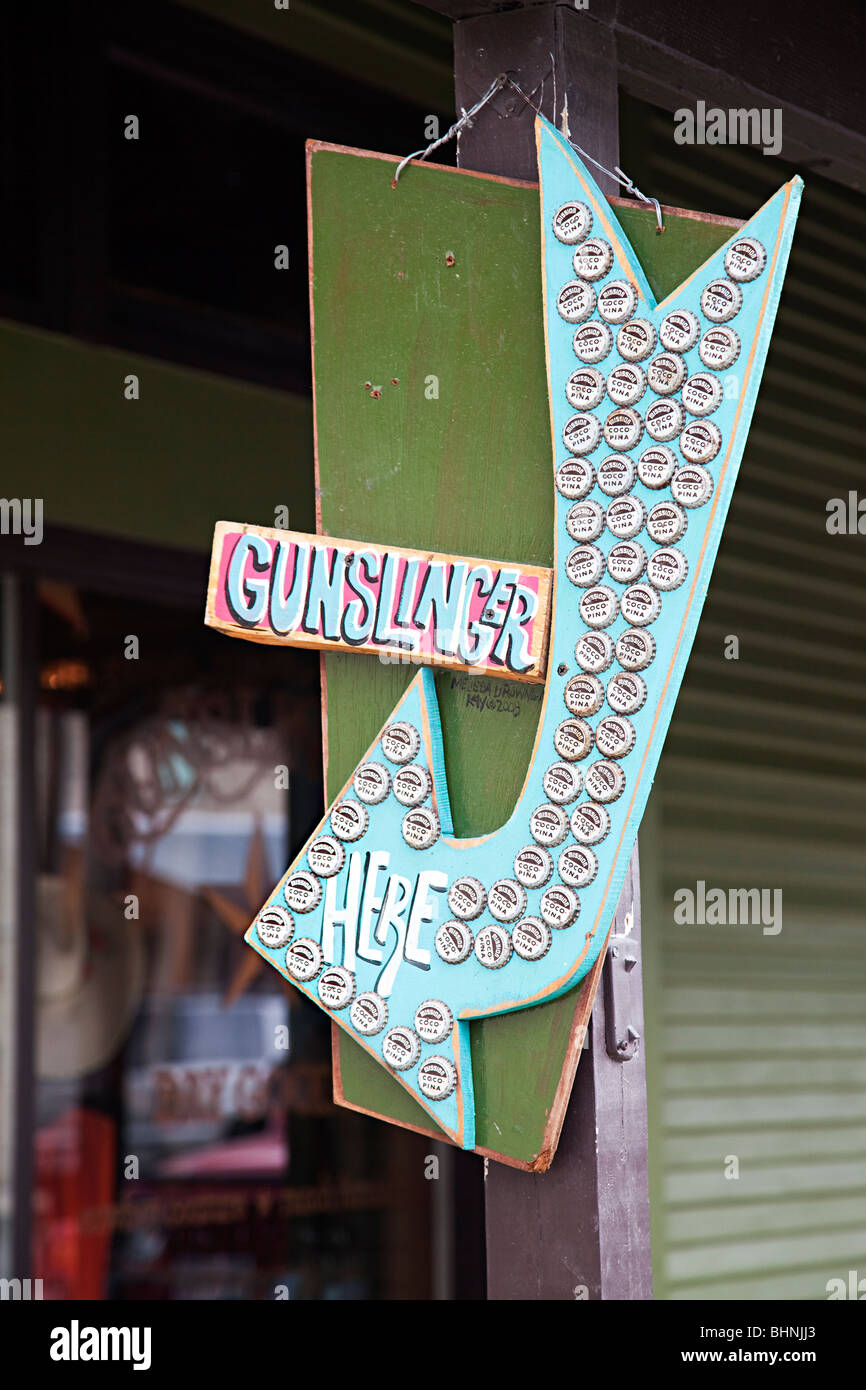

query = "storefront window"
[2,573,436,1300]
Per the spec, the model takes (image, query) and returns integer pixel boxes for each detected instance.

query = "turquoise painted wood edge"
[241,116,802,1149]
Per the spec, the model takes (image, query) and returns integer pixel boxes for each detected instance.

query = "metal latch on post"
[604,914,642,1063]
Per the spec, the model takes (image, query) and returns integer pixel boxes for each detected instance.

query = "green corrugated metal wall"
[621,93,866,1299]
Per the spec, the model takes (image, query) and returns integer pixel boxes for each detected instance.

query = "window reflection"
[26,584,434,1300]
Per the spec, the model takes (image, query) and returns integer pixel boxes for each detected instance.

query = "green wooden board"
[310,142,736,1167]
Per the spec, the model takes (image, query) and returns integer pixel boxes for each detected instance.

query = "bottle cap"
[579,585,619,628]
[353,761,391,805]
[331,799,369,842]
[597,280,638,324]
[680,421,722,465]
[563,412,602,456]
[566,366,606,411]
[381,720,421,764]
[542,762,583,806]
[512,916,553,962]
[351,992,389,1036]
[698,326,740,371]
[285,937,324,982]
[571,801,611,844]
[615,626,656,671]
[401,806,440,850]
[557,280,596,324]
[418,1057,458,1102]
[414,999,454,1045]
[255,904,294,950]
[682,372,723,417]
[556,458,595,500]
[646,546,688,591]
[700,277,742,323]
[565,544,606,588]
[607,540,646,585]
[307,834,345,877]
[647,352,687,395]
[448,876,486,921]
[672,465,714,508]
[488,878,527,924]
[597,455,637,496]
[606,363,647,408]
[659,309,700,353]
[606,496,646,540]
[540,885,580,930]
[318,965,356,1010]
[392,763,432,807]
[566,499,606,543]
[474,923,513,970]
[575,630,615,674]
[382,1026,421,1070]
[529,801,571,844]
[584,759,627,804]
[552,719,594,764]
[594,714,636,759]
[637,445,677,490]
[552,201,593,244]
[620,584,661,627]
[557,844,599,888]
[514,843,555,888]
[572,236,613,280]
[284,871,322,914]
[573,321,613,364]
[435,919,474,964]
[564,673,604,717]
[617,317,656,362]
[606,670,647,716]
[647,500,688,545]
[603,407,644,452]
[645,398,685,442]
[724,236,766,282]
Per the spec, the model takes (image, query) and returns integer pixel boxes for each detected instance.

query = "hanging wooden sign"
[206,522,553,681]
[207,115,801,1156]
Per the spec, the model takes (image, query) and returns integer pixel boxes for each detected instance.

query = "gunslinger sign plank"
[206,115,801,1153]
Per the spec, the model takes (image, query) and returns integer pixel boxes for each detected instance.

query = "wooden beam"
[412,1,506,18]
[417,0,866,189]
[614,30,866,192]
[436,0,653,1298]
[453,6,619,190]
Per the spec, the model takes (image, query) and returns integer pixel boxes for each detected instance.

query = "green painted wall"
[0,318,314,552]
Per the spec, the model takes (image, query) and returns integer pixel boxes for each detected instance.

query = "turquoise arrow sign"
[227,115,802,1150]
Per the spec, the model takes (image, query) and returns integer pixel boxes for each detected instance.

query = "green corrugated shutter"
[621,93,866,1299]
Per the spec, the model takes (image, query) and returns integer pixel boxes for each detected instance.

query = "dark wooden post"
[484,847,651,1299]
[453,2,619,193]
[413,0,652,1300]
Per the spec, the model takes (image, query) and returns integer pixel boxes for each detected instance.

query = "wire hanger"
[393,72,665,233]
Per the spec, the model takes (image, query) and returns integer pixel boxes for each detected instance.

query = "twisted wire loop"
[392,73,508,186]
[393,73,665,231]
